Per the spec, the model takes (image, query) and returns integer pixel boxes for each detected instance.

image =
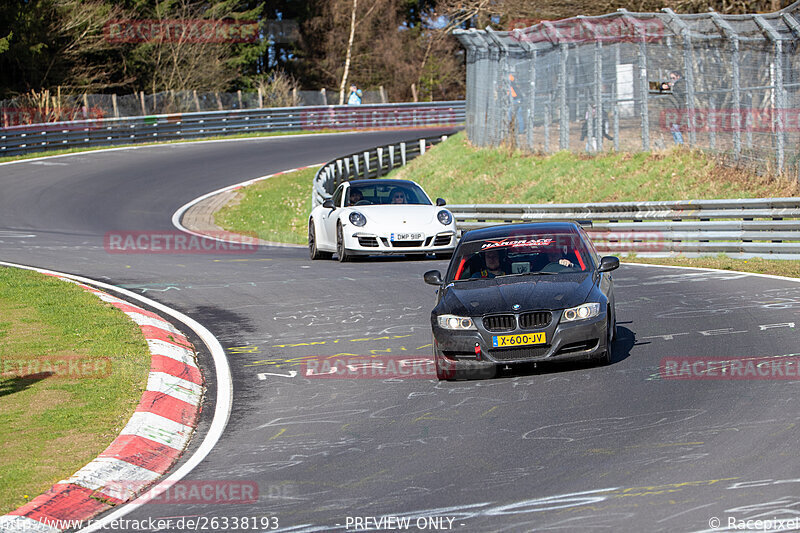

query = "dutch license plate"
[391,232,422,241]
[492,332,546,348]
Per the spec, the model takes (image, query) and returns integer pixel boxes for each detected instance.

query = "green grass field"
[0,268,150,514]
[215,132,800,279]
[214,167,317,245]
[391,132,800,203]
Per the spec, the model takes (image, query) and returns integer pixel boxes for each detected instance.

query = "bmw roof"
[460,222,583,243]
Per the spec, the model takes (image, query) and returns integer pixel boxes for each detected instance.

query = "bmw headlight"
[349,211,367,227]
[437,314,476,330]
[562,303,601,322]
[437,210,453,225]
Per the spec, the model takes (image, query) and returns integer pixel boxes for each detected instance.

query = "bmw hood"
[355,205,441,226]
[438,273,595,316]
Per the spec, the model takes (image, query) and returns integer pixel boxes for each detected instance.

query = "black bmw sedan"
[423,222,619,380]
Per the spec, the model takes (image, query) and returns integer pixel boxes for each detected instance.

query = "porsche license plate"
[391,232,422,241]
[492,332,546,348]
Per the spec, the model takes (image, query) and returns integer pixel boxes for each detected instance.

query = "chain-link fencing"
[454,1,800,178]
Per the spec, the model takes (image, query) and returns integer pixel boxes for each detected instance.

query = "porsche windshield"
[448,233,593,282]
[346,182,431,206]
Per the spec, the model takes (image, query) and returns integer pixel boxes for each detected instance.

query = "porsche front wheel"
[308,220,331,260]
[336,223,352,262]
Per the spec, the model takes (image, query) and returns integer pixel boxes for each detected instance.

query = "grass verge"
[0,267,150,514]
[391,132,800,203]
[214,167,317,245]
[213,131,800,279]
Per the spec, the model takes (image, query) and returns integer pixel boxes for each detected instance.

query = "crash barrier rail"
[312,134,452,207]
[447,198,800,259]
[0,101,465,158]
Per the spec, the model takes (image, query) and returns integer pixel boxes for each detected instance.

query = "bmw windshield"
[446,233,594,282]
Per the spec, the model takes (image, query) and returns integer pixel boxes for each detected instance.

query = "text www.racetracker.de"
[16,516,279,531]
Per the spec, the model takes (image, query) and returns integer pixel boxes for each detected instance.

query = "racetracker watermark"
[303,356,436,379]
[101,480,259,504]
[589,231,665,253]
[1,106,105,128]
[104,231,258,254]
[104,19,259,43]
[661,108,800,132]
[508,17,665,44]
[661,355,800,380]
[1,356,111,380]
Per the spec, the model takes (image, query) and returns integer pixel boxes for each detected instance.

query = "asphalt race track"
[1,131,799,533]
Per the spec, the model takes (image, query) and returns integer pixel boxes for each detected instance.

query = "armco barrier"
[312,137,800,260]
[0,101,464,158]
[448,199,800,259]
[312,134,452,207]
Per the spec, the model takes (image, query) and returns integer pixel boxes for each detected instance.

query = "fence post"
[523,43,537,151]
[544,100,551,153]
[237,90,243,109]
[620,11,650,151]
[112,93,119,119]
[613,43,620,151]
[710,11,741,160]
[709,96,716,150]
[663,9,696,147]
[558,43,569,150]
[194,90,202,112]
[755,15,785,174]
[140,91,147,115]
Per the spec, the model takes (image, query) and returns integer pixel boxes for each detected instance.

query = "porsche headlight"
[437,210,453,225]
[349,211,367,227]
[437,314,476,330]
[562,303,601,322]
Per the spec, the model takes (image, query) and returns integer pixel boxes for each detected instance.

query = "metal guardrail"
[0,101,465,158]
[448,198,800,259]
[312,137,800,259]
[312,134,452,207]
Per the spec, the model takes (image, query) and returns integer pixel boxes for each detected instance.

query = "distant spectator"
[347,84,362,105]
[668,70,686,145]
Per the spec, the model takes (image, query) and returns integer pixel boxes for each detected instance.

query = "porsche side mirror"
[423,270,443,286]
[322,199,334,209]
[436,198,446,206]
[598,256,620,272]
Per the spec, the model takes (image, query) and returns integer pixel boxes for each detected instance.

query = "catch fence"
[454,1,800,178]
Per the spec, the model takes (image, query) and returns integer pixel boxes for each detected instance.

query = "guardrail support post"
[377,147,383,175]
[419,139,426,155]
[400,142,407,166]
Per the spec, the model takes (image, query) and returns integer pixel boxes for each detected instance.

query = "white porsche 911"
[308,179,457,261]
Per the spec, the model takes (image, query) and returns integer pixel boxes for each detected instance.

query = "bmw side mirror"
[436,198,446,206]
[322,199,334,209]
[423,270,443,286]
[598,256,620,272]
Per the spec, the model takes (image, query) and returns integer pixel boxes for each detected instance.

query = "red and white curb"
[0,275,204,533]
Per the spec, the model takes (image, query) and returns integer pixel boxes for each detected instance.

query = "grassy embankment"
[0,268,150,513]
[215,131,800,278]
